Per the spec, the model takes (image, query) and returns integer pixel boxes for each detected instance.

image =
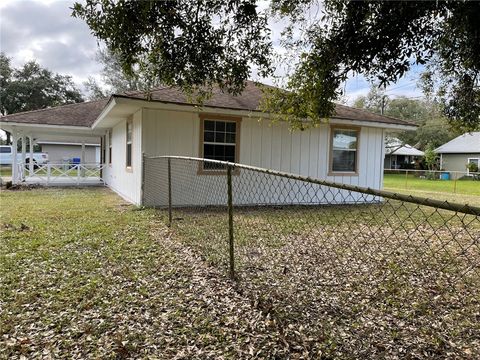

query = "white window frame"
[199,114,241,174]
[329,126,360,176]
[467,158,479,175]
[126,118,133,170]
[108,130,112,166]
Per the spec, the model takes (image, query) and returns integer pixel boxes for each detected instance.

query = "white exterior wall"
[103,109,143,204]
[40,144,98,163]
[142,108,386,207]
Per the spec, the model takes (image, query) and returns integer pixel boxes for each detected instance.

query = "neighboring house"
[384,137,424,169]
[36,140,100,163]
[435,132,480,174]
[0,81,415,205]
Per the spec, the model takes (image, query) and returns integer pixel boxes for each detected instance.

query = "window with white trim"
[108,131,112,165]
[202,119,237,170]
[102,135,106,164]
[467,158,479,174]
[330,128,359,173]
[126,119,133,168]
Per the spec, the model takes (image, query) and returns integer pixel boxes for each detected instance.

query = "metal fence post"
[405,169,408,189]
[453,172,457,193]
[168,158,172,227]
[227,164,235,280]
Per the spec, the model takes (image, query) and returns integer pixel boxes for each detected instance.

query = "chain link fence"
[144,155,480,358]
[384,168,480,195]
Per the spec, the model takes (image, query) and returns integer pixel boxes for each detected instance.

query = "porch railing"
[16,163,106,185]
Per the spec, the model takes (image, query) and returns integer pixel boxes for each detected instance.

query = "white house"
[0,81,416,205]
[384,137,424,169]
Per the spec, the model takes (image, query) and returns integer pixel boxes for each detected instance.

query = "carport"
[0,100,107,185]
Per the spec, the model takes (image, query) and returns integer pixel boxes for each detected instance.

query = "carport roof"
[0,99,108,128]
[1,81,416,128]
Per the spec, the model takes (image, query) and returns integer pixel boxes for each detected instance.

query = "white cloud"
[0,0,424,103]
[0,0,101,87]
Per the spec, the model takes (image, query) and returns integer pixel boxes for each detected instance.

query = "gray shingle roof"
[1,81,416,128]
[0,99,108,127]
[385,138,424,156]
[435,132,480,154]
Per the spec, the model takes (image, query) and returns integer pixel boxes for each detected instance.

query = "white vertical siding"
[142,108,385,190]
[142,108,198,156]
[103,109,143,205]
[141,108,386,207]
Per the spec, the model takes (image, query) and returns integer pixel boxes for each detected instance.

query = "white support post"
[81,141,86,177]
[47,163,51,185]
[21,133,26,180]
[12,132,18,184]
[29,135,34,177]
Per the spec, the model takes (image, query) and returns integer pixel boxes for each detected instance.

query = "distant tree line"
[353,84,463,150]
[0,53,84,144]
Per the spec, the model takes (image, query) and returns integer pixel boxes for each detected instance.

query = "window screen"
[331,129,358,173]
[203,119,237,170]
[467,158,479,174]
[108,131,112,165]
[126,120,133,168]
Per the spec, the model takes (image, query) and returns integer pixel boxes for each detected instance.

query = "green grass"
[170,201,480,358]
[384,173,480,196]
[0,188,297,358]
[384,188,480,207]
[1,188,479,358]
[0,166,11,177]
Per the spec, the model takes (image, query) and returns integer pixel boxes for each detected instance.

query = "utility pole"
[381,95,388,115]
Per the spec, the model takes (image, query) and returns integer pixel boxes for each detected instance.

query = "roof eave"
[90,96,117,129]
[435,150,480,154]
[106,96,418,131]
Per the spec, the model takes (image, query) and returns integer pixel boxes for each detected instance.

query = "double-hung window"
[108,131,112,165]
[467,158,479,175]
[126,118,133,169]
[201,117,239,171]
[330,127,359,174]
[101,136,106,164]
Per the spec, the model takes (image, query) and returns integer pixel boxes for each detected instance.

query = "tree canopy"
[73,0,480,131]
[353,84,461,150]
[73,0,272,99]
[0,53,83,116]
[0,53,84,142]
[84,48,160,100]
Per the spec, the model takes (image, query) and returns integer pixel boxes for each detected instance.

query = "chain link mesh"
[144,156,480,358]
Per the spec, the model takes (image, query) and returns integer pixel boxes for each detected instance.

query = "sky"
[0,0,423,104]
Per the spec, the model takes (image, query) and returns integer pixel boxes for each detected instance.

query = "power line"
[384,78,419,93]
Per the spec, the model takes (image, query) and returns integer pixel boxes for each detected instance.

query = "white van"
[0,145,48,165]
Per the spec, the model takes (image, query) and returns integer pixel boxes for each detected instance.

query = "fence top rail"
[19,162,105,166]
[147,155,480,216]
[385,168,479,175]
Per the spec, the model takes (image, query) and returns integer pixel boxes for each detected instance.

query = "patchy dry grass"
[171,203,480,359]
[0,188,292,359]
[2,188,479,359]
